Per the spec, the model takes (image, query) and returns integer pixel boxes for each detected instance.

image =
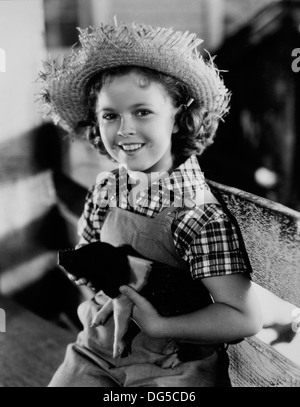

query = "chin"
[127,164,149,172]
[125,159,153,172]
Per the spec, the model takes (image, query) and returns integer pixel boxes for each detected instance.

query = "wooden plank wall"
[0,0,50,295]
[0,124,82,321]
[0,1,80,325]
[0,1,83,385]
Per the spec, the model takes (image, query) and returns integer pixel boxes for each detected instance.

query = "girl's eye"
[102,113,118,121]
[136,109,151,117]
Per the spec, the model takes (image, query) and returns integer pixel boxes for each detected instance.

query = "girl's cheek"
[99,124,113,142]
[102,121,119,136]
[102,136,115,152]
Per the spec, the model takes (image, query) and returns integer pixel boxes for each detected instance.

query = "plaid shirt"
[78,155,249,279]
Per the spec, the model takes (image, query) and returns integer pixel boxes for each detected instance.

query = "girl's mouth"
[118,143,145,154]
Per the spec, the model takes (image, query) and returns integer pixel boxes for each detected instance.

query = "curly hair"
[75,66,221,159]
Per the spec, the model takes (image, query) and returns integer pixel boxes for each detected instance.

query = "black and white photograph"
[0,0,300,391]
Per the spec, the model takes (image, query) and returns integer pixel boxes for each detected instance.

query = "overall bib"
[49,193,231,387]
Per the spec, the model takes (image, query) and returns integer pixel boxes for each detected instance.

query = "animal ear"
[127,255,153,291]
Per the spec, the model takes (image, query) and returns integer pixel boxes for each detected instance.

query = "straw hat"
[38,20,230,134]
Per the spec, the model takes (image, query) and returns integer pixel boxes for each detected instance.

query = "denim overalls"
[49,191,231,387]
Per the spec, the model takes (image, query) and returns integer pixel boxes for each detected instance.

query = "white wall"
[0,0,58,295]
[0,0,46,142]
[89,0,224,50]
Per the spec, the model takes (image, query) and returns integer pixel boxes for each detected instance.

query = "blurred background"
[0,0,299,329]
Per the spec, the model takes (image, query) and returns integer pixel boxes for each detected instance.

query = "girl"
[39,21,263,387]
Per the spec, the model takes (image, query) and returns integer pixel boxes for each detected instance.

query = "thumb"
[119,285,146,307]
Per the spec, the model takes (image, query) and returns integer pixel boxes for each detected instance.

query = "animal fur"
[58,242,212,358]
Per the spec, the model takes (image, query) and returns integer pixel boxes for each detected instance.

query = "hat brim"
[40,23,230,133]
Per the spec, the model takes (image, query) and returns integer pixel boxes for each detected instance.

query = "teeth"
[120,144,143,151]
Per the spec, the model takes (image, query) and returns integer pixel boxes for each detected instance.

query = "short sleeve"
[171,205,251,279]
[77,184,108,245]
[188,211,250,279]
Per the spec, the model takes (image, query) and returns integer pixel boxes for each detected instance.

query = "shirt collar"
[166,154,207,195]
[145,155,208,208]
[95,155,208,209]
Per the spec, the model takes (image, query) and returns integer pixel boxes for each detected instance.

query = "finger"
[67,273,77,281]
[119,285,148,307]
[91,299,113,327]
[160,358,174,369]
[161,355,181,369]
[113,297,133,358]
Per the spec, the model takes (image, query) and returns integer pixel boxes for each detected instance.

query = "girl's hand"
[119,285,165,338]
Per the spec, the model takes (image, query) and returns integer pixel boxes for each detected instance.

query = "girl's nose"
[117,116,137,137]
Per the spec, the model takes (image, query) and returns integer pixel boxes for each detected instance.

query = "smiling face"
[95,71,179,173]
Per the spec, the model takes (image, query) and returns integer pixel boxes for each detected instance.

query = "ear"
[172,122,179,134]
